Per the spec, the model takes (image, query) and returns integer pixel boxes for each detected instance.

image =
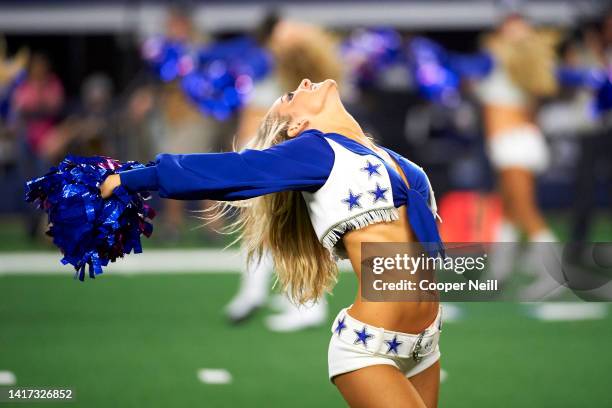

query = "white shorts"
[487,125,550,173]
[328,306,442,382]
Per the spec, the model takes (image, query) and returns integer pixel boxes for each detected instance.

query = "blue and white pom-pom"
[24,156,156,281]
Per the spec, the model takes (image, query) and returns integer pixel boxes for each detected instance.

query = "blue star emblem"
[361,160,382,178]
[334,316,347,336]
[353,326,374,348]
[385,335,403,355]
[342,189,362,211]
[368,183,389,203]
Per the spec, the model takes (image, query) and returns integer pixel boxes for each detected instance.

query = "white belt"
[330,306,442,361]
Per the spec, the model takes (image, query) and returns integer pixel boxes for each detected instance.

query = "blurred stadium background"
[1,0,611,407]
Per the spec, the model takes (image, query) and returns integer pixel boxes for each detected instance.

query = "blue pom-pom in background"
[24,156,156,281]
[181,36,273,120]
[341,27,405,88]
[142,35,273,120]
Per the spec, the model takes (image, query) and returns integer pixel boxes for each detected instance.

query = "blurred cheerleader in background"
[142,6,229,241]
[475,10,561,288]
[12,52,66,240]
[0,37,28,120]
[0,38,28,226]
[225,14,344,331]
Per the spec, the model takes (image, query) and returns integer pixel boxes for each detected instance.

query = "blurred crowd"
[0,4,611,246]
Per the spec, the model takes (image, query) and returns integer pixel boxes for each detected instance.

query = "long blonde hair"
[484,28,560,98]
[221,113,338,304]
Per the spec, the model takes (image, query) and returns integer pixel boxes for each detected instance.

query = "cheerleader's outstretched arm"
[101,131,334,200]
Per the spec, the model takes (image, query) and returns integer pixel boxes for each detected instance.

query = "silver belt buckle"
[412,332,425,362]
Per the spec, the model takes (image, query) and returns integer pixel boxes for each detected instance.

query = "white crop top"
[475,63,530,107]
[302,138,400,250]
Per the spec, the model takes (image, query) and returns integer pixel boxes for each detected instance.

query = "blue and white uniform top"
[119,129,443,258]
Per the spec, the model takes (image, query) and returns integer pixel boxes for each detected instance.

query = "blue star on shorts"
[361,160,382,178]
[334,316,347,336]
[342,189,362,211]
[354,326,374,347]
[385,335,403,355]
[368,183,389,203]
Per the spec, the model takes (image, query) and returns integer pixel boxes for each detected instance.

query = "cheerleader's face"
[269,78,341,137]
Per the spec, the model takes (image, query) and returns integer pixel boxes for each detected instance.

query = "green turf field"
[1,271,611,408]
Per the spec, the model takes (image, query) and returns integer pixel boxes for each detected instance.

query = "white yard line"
[528,303,608,321]
[197,369,232,385]
[0,250,352,275]
[440,303,463,323]
[0,371,16,385]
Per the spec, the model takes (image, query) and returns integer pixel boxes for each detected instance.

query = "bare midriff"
[342,208,439,335]
[334,141,440,334]
[482,104,535,138]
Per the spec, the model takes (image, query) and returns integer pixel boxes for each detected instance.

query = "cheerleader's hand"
[100,174,121,199]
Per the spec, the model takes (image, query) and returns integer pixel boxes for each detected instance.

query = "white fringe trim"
[321,207,400,250]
